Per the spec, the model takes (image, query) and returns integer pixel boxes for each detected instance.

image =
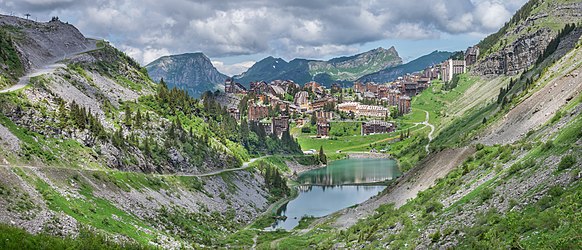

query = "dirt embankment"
[331,147,475,228]
[0,165,270,244]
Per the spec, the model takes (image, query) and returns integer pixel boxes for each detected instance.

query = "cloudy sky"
[0,0,527,75]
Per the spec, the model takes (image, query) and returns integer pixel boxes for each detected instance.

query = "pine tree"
[124,104,132,127]
[144,136,151,157]
[135,108,142,128]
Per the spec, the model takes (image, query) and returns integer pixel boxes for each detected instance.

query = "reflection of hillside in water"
[271,185,386,230]
[295,185,382,192]
[297,158,400,185]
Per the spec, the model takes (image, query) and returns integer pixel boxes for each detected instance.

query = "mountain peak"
[146,53,227,97]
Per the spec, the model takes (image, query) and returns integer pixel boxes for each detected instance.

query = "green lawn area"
[411,74,480,128]
[329,121,362,136]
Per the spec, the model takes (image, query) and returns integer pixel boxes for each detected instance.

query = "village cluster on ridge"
[222,46,479,140]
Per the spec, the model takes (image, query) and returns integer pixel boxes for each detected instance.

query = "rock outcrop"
[473,1,582,76]
[474,28,553,75]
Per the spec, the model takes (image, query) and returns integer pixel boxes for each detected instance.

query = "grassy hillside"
[309,47,402,81]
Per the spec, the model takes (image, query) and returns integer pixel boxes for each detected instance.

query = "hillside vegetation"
[0,16,300,248]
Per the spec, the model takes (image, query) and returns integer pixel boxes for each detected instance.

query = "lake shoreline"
[346,152,393,159]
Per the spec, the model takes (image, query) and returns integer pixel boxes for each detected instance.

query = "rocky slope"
[0,15,284,248]
[145,53,228,98]
[359,50,452,83]
[250,1,582,248]
[233,47,402,87]
[474,0,582,75]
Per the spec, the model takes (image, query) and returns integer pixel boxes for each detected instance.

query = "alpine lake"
[267,158,401,230]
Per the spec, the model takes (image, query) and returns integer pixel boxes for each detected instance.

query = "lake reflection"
[268,158,400,230]
[268,185,385,230]
[297,158,400,185]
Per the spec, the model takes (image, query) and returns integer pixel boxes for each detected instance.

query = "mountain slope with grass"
[0,15,95,89]
[0,0,581,248]
[358,50,453,83]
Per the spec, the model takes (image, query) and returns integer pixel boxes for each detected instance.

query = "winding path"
[0,44,99,94]
[190,157,262,177]
[0,157,263,179]
[336,110,435,153]
[416,110,435,154]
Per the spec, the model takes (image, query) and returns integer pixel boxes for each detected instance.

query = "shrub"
[541,140,553,152]
[479,187,494,203]
[550,110,562,123]
[425,201,444,214]
[429,231,441,243]
[557,155,576,171]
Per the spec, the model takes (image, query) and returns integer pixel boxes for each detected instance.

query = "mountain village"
[224,46,479,141]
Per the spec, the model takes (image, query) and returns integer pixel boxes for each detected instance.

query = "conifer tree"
[124,104,132,127]
[135,108,142,128]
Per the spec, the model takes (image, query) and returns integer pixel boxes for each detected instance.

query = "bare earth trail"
[0,157,262,178]
[416,109,435,154]
[187,157,262,177]
[0,43,99,93]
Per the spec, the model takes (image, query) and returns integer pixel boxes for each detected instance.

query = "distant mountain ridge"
[233,47,402,87]
[145,53,227,97]
[309,47,402,81]
[358,50,453,83]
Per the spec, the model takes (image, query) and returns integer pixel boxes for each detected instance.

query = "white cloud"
[1,0,528,64]
[212,60,256,76]
[474,1,513,31]
[293,44,359,59]
[121,45,170,65]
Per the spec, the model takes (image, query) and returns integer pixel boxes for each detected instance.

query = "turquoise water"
[268,158,400,230]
